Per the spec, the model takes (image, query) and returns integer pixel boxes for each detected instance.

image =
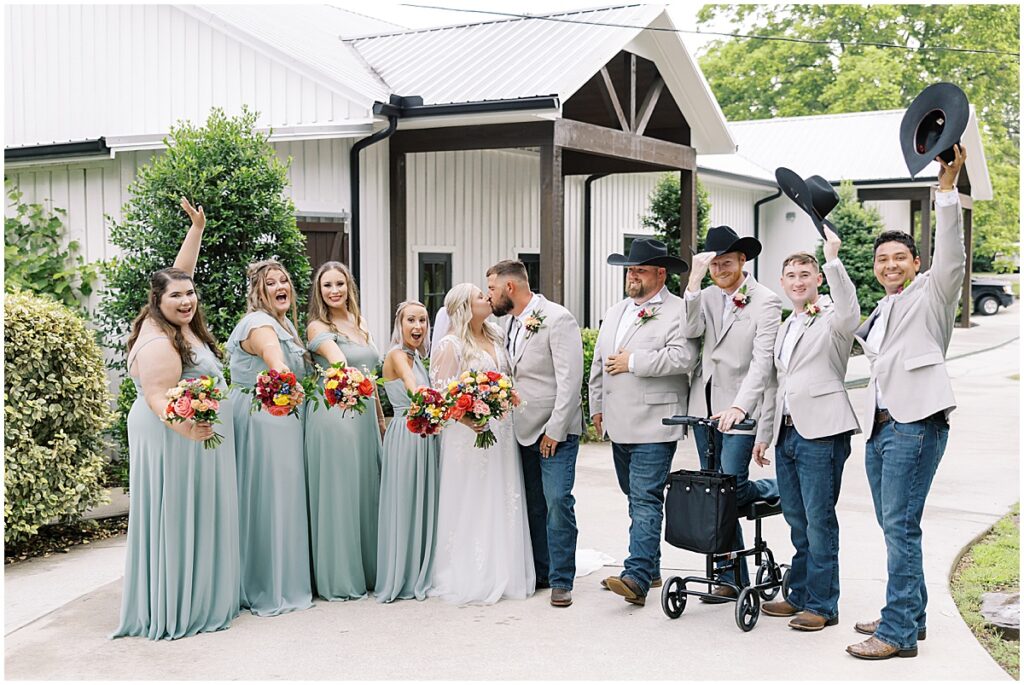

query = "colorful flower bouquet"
[251,369,309,418]
[444,369,522,449]
[405,386,449,437]
[164,375,225,449]
[320,362,378,415]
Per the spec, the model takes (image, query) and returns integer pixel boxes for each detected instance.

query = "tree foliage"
[640,173,712,293]
[697,4,1019,271]
[814,180,886,313]
[97,107,311,367]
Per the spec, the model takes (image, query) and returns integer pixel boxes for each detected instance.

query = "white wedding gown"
[427,335,536,605]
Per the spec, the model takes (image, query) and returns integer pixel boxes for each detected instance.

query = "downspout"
[582,173,608,328]
[752,188,782,280]
[349,114,398,286]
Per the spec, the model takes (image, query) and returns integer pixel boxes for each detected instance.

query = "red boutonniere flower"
[732,285,750,309]
[803,301,822,327]
[635,306,660,326]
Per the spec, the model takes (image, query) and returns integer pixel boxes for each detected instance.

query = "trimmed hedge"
[4,291,114,543]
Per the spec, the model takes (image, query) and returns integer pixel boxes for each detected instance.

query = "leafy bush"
[815,180,886,313]
[4,183,100,312]
[97,107,311,464]
[641,173,712,293]
[4,291,114,544]
[580,327,599,441]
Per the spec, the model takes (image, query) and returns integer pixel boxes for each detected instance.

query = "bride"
[428,283,535,604]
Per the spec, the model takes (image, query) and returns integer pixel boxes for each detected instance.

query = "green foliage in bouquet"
[4,291,114,544]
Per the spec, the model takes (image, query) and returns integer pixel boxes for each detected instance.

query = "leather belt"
[782,415,795,427]
[875,409,946,425]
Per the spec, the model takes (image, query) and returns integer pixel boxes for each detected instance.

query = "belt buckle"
[875,409,891,424]
[783,415,794,427]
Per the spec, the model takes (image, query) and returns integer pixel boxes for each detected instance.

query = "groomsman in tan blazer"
[757,170,861,631]
[683,226,781,599]
[846,145,968,660]
[588,238,699,607]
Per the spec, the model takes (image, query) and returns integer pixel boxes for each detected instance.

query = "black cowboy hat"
[607,237,689,273]
[775,167,839,240]
[900,82,969,178]
[704,225,761,261]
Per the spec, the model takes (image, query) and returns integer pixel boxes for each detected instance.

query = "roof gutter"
[582,173,608,329]
[5,138,110,161]
[374,95,560,119]
[350,113,399,287]
[752,188,782,280]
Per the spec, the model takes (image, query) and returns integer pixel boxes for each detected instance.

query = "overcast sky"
[331,1,728,57]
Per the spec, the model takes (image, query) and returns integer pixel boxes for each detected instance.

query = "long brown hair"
[307,261,369,341]
[126,268,221,368]
[245,259,303,345]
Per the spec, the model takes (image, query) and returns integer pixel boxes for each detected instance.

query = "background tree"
[640,173,712,293]
[97,106,311,363]
[814,180,886,313]
[697,4,1020,272]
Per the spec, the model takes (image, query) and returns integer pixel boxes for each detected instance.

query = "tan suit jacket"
[588,290,700,443]
[508,295,585,446]
[854,190,965,428]
[683,272,781,445]
[770,259,861,444]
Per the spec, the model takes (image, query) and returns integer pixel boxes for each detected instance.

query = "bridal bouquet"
[164,375,226,449]
[250,369,311,418]
[444,369,522,449]
[320,362,378,415]
[405,386,448,437]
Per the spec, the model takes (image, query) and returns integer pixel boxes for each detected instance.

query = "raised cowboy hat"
[607,237,689,273]
[900,82,969,178]
[775,167,839,240]
[703,225,761,261]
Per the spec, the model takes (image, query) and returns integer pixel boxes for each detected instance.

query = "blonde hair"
[390,300,430,357]
[245,259,303,346]
[308,261,370,342]
[443,283,502,363]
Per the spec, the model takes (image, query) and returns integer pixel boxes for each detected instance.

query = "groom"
[486,260,585,608]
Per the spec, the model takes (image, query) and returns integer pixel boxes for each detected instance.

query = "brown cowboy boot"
[789,611,838,631]
[846,636,918,660]
[854,618,927,641]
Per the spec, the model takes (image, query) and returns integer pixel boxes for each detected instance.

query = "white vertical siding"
[358,141,392,353]
[865,200,912,233]
[4,4,371,147]
[704,181,766,238]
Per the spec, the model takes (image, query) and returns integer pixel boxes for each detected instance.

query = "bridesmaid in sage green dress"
[226,259,313,617]
[375,301,440,603]
[114,198,240,640]
[305,261,385,600]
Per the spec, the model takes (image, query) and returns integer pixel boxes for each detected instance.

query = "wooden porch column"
[679,169,698,294]
[539,144,565,303]
[959,207,973,327]
[920,193,932,271]
[389,148,407,316]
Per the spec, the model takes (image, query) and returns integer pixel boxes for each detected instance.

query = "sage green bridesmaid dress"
[226,311,313,616]
[304,330,382,600]
[375,348,440,603]
[113,339,240,640]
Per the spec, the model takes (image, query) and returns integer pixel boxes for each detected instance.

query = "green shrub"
[4,291,114,544]
[580,327,599,441]
[815,180,886,313]
[97,107,310,464]
[4,183,100,313]
[641,173,712,293]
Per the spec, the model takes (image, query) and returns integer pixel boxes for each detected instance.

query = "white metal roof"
[348,4,736,153]
[724,107,993,200]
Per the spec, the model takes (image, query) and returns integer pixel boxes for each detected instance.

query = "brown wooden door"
[298,219,348,270]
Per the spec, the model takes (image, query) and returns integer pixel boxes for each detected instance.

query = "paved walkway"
[5,310,1019,680]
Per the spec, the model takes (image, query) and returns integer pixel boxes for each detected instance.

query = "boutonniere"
[523,310,546,338]
[635,306,660,326]
[896,278,913,295]
[732,285,750,309]
[803,300,822,327]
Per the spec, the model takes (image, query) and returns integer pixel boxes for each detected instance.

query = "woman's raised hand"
[180,196,206,231]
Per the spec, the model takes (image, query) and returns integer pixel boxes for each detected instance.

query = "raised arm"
[927,144,968,307]
[173,197,206,277]
[821,227,861,335]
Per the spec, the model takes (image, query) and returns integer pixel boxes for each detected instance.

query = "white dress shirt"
[779,293,834,415]
[614,286,668,372]
[507,293,542,359]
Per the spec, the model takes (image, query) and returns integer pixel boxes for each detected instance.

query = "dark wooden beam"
[629,53,637,133]
[920,190,932,271]
[856,187,931,202]
[634,76,664,136]
[554,118,696,170]
[960,207,973,328]
[598,67,630,133]
[679,169,697,294]
[389,121,555,154]
[562,150,678,175]
[539,145,565,303]
[389,149,408,315]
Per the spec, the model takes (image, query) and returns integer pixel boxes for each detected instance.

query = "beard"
[490,290,514,317]
[625,280,647,299]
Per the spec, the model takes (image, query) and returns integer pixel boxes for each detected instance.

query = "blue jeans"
[694,426,779,585]
[775,424,851,619]
[520,434,579,591]
[866,416,949,650]
[611,441,677,595]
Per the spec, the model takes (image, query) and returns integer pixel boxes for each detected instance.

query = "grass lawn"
[950,503,1020,678]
